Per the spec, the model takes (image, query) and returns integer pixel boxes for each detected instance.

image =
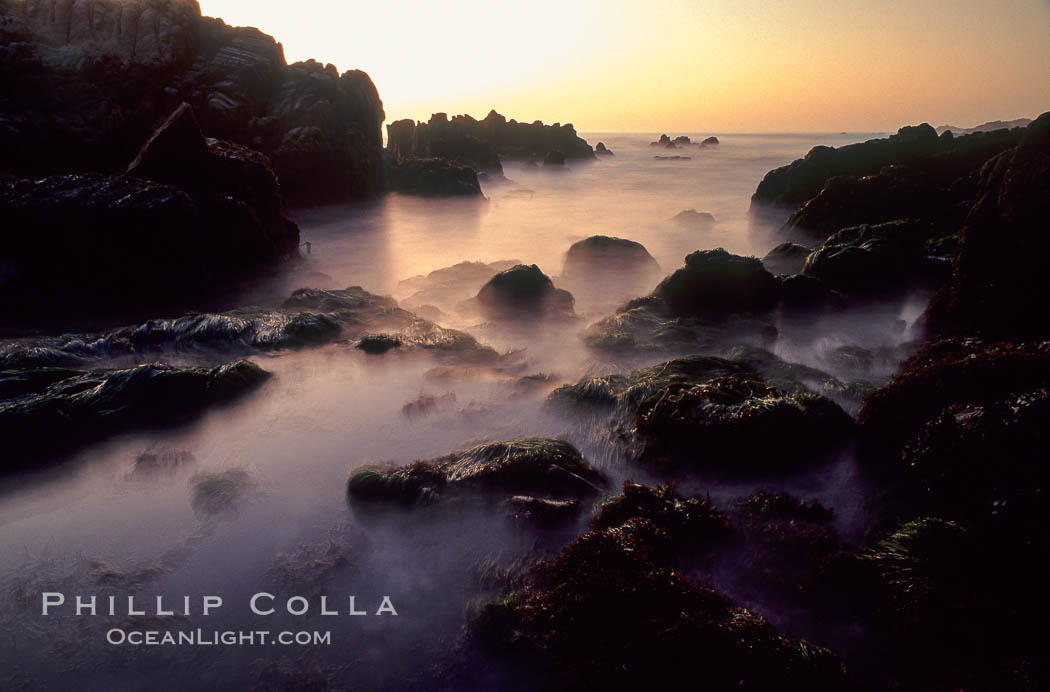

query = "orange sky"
[199,0,1050,132]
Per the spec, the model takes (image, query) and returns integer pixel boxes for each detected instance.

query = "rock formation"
[0,0,385,206]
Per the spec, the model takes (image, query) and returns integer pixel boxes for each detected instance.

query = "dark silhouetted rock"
[650,134,673,146]
[654,155,691,160]
[927,112,1050,340]
[594,141,613,156]
[750,124,1025,228]
[0,0,385,206]
[386,157,482,196]
[761,242,811,275]
[476,264,574,318]
[673,135,691,145]
[701,136,720,145]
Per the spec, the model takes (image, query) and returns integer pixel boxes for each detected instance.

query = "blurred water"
[0,131,904,690]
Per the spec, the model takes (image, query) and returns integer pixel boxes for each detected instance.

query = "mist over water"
[1,131,918,690]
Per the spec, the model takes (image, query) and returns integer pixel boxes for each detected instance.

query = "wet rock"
[801,219,948,296]
[401,391,457,420]
[397,259,520,314]
[779,273,839,311]
[476,264,575,319]
[505,495,581,528]
[466,486,846,690]
[0,360,269,471]
[671,208,717,228]
[0,2,385,206]
[650,248,781,316]
[0,285,502,369]
[927,112,1050,340]
[593,481,731,548]
[346,438,606,507]
[550,355,854,474]
[386,157,482,197]
[594,141,613,156]
[761,241,811,275]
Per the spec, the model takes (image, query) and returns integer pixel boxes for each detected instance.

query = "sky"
[199,0,1050,133]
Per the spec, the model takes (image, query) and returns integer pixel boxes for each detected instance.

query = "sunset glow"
[199,0,1050,131]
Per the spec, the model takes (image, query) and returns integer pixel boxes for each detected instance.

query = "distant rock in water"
[0,0,385,206]
[563,236,660,278]
[701,136,720,145]
[654,155,691,160]
[0,361,269,472]
[476,264,575,319]
[543,150,566,167]
[595,141,614,156]
[385,110,594,172]
[0,102,299,326]
[347,438,606,507]
[672,208,717,227]
[673,135,692,145]
[761,242,811,275]
[650,134,674,147]
[398,260,520,314]
[386,158,482,197]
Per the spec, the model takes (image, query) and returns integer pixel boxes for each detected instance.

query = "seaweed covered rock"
[385,157,482,197]
[467,485,846,690]
[761,241,811,275]
[0,1,385,206]
[927,112,1050,340]
[650,248,781,316]
[801,219,951,296]
[550,355,854,473]
[505,495,581,529]
[346,438,606,507]
[0,360,269,470]
[593,481,731,549]
[476,264,575,319]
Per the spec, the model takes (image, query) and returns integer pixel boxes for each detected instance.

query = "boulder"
[594,141,613,156]
[650,248,781,316]
[562,235,660,279]
[671,208,717,227]
[476,264,575,319]
[701,136,720,145]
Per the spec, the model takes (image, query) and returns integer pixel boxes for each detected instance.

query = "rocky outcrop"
[476,264,575,319]
[927,112,1050,340]
[650,248,781,317]
[385,110,594,170]
[0,101,299,325]
[0,0,385,206]
[750,123,1025,229]
[562,235,660,280]
[594,141,613,156]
